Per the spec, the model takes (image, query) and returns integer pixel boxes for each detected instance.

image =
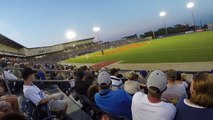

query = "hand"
[140,83,146,88]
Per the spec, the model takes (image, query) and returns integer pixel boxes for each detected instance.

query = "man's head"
[76,69,85,80]
[22,67,36,82]
[110,68,120,76]
[147,70,167,98]
[98,71,111,90]
[0,101,12,113]
[13,63,20,68]
[166,69,177,82]
[176,72,182,81]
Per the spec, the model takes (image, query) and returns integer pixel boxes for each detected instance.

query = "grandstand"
[0,34,25,57]
[0,33,95,62]
[0,32,141,63]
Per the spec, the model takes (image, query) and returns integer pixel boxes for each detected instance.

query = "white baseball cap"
[98,71,111,86]
[147,70,167,92]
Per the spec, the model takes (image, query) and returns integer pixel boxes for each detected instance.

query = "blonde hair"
[190,73,213,107]
[126,71,136,80]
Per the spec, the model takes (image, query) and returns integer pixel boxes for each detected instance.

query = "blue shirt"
[36,71,46,80]
[175,99,213,120]
[95,89,132,119]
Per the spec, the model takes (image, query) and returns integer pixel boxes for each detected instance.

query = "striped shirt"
[110,76,123,90]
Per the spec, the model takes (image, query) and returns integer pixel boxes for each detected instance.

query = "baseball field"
[64,31,213,64]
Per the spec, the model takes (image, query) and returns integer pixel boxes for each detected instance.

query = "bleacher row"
[0,63,213,120]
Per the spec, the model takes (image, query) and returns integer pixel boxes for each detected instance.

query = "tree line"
[140,24,208,38]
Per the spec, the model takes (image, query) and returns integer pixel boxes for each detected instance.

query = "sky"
[0,0,213,48]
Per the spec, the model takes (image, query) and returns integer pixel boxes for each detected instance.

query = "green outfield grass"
[64,31,213,63]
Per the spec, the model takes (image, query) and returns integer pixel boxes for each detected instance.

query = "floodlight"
[187,2,194,9]
[159,11,166,17]
[93,27,100,32]
[66,31,76,40]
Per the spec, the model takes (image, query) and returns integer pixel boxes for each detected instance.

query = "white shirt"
[131,92,176,120]
[3,70,17,80]
[23,84,47,106]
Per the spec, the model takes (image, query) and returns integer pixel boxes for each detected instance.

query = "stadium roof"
[0,34,25,49]
[62,37,95,45]
[30,37,95,49]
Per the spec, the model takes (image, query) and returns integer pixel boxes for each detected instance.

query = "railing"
[2,67,72,95]
[2,67,212,94]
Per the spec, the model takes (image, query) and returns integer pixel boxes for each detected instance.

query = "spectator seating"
[21,97,55,120]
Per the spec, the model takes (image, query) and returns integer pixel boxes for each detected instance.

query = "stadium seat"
[21,97,56,120]
[58,82,73,96]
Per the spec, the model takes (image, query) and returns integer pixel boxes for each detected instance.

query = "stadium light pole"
[65,30,76,41]
[187,2,196,31]
[159,11,168,36]
[93,27,100,42]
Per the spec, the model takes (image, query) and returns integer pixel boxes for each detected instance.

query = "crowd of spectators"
[28,39,138,63]
[0,57,213,120]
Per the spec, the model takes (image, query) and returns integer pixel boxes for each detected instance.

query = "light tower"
[93,26,100,42]
[187,2,196,31]
[159,11,168,36]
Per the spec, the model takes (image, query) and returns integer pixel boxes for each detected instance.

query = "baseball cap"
[110,68,120,75]
[22,67,36,80]
[147,70,167,92]
[98,71,111,86]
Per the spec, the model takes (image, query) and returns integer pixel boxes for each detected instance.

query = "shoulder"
[110,76,121,81]
[23,85,36,93]
[115,89,131,98]
[115,89,127,94]
[162,101,176,112]
[94,93,101,102]
[23,85,32,91]
[176,84,186,90]
[133,92,145,100]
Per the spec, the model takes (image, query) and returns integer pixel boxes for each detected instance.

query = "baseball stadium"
[0,0,213,120]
